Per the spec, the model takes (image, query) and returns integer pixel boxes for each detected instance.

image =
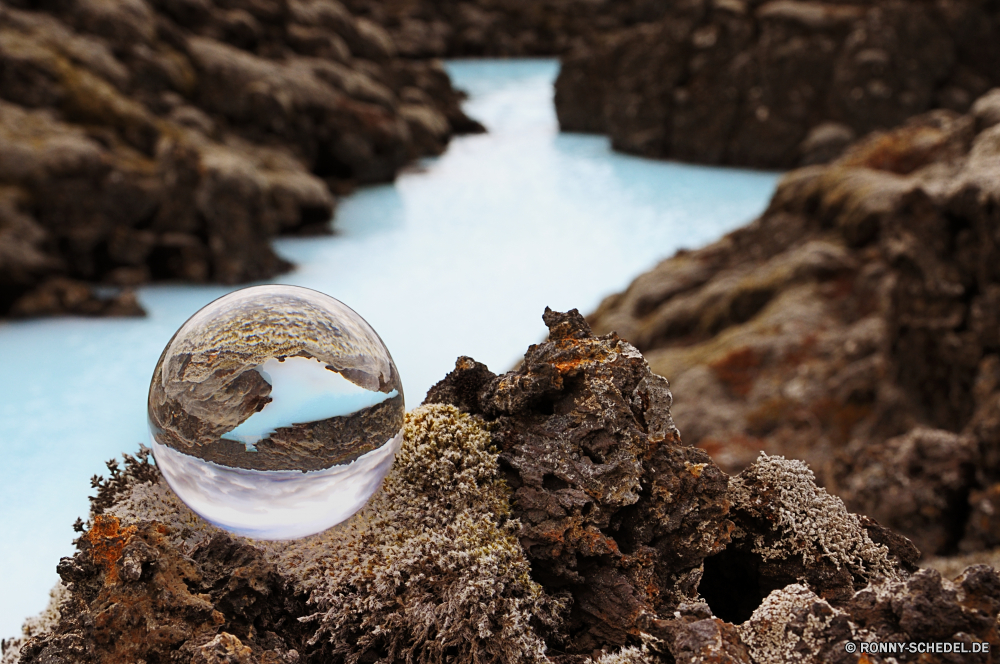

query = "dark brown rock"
[555,0,1000,169]
[586,91,1000,558]
[641,605,753,664]
[841,567,1000,658]
[427,307,735,654]
[737,573,997,664]
[964,483,1000,552]
[17,515,307,664]
[833,428,979,557]
[8,277,144,317]
[342,0,676,58]
[0,0,482,318]
[699,453,903,627]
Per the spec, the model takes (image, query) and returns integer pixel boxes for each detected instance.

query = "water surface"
[0,59,780,637]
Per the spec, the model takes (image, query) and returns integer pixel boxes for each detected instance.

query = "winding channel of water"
[0,59,780,635]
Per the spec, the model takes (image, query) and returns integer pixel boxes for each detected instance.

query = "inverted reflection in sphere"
[147,285,404,539]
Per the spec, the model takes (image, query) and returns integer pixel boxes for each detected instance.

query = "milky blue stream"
[0,59,780,637]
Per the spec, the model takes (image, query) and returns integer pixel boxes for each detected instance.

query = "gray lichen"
[737,584,848,664]
[589,645,655,664]
[93,404,564,664]
[299,403,565,663]
[730,453,899,581]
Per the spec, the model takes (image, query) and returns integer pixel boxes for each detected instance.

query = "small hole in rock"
[542,474,570,491]
[534,397,556,416]
[699,547,768,624]
[498,456,522,490]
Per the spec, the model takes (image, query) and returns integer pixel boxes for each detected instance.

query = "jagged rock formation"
[425,308,734,653]
[555,0,1000,169]
[3,310,999,664]
[587,91,1000,559]
[0,0,481,317]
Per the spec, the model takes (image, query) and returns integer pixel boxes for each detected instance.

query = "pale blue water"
[223,358,398,449]
[0,59,780,638]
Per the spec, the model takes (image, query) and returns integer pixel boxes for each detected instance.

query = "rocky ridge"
[555,0,1000,169]
[3,309,998,664]
[587,90,1000,560]
[341,0,671,58]
[0,0,482,317]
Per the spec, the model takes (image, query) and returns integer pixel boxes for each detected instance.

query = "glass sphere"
[147,285,404,539]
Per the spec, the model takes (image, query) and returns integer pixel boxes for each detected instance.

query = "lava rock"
[427,308,736,653]
[15,515,308,664]
[587,90,1000,559]
[341,0,676,58]
[555,0,1000,169]
[5,308,1000,664]
[0,0,482,318]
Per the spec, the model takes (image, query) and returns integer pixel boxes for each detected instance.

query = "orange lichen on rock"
[84,514,137,584]
[20,517,308,664]
[425,308,733,654]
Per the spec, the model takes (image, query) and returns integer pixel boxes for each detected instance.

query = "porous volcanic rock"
[5,309,1000,664]
[555,0,1000,169]
[587,91,1000,559]
[425,308,735,653]
[0,0,481,317]
[15,516,308,664]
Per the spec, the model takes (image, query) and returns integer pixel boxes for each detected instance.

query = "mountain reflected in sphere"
[147,285,404,539]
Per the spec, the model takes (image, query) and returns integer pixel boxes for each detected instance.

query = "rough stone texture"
[588,93,1000,559]
[302,404,562,664]
[591,566,1000,664]
[5,311,1000,664]
[841,566,1000,661]
[555,0,1000,169]
[698,454,902,626]
[641,602,753,664]
[426,308,735,655]
[833,427,979,557]
[0,0,482,317]
[15,516,308,664]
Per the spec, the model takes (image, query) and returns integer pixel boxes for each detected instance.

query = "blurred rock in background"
[555,0,1000,168]
[588,92,1000,560]
[0,0,482,317]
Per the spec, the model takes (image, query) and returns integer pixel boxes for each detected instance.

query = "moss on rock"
[300,403,565,664]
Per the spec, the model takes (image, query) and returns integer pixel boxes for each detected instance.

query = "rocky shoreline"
[554,0,1000,169]
[587,91,1000,562]
[8,0,1000,318]
[4,309,998,664]
[0,0,482,318]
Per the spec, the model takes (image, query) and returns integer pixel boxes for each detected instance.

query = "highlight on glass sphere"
[147,285,404,540]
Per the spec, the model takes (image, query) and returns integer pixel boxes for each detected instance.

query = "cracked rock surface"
[426,308,734,654]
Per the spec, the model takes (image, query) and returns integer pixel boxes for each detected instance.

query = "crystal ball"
[147,285,404,539]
